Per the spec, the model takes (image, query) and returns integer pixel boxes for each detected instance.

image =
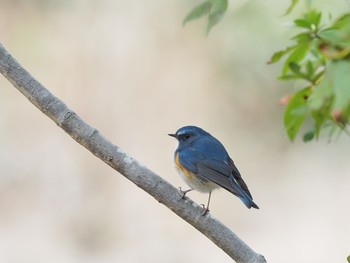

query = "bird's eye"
[184,133,191,139]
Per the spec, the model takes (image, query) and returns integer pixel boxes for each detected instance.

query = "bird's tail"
[240,194,259,209]
[229,177,259,209]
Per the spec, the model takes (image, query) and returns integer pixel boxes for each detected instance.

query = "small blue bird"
[169,126,259,214]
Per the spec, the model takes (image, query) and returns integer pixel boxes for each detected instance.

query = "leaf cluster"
[182,0,350,142]
[270,10,350,141]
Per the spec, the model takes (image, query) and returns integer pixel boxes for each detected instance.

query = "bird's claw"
[177,187,193,201]
[200,204,209,216]
[178,187,186,199]
[177,188,209,215]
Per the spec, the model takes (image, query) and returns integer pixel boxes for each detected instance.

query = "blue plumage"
[169,126,259,213]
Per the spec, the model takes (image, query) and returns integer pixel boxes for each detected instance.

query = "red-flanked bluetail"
[169,126,259,215]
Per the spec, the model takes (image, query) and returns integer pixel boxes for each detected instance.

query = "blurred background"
[1,0,350,262]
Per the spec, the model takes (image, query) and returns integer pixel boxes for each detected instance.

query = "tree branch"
[0,43,266,263]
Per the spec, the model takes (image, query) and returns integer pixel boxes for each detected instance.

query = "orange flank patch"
[175,153,196,180]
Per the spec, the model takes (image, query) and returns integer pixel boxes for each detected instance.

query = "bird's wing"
[178,137,253,200]
[196,159,249,199]
[228,157,253,199]
[179,150,245,198]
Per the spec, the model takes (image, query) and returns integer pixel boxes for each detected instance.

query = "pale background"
[1,0,350,262]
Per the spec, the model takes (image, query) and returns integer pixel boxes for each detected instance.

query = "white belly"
[176,166,219,193]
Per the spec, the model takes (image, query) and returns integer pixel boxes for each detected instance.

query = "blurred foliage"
[347,255,350,263]
[284,0,300,15]
[270,9,350,142]
[183,0,228,34]
[183,0,350,142]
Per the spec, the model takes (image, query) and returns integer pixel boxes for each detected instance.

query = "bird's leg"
[200,191,212,216]
[178,187,193,200]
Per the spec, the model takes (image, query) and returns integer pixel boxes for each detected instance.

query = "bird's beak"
[168,133,177,138]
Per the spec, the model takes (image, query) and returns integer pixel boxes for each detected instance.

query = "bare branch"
[0,43,266,263]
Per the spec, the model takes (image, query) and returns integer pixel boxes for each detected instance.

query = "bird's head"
[168,126,208,145]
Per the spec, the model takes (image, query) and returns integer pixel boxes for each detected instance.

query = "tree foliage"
[183,0,228,34]
[270,10,350,141]
[183,0,350,142]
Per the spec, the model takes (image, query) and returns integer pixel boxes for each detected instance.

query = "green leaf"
[304,10,321,28]
[289,62,301,75]
[307,61,350,128]
[308,75,334,137]
[282,42,310,76]
[183,1,212,26]
[332,13,350,31]
[292,32,312,43]
[294,19,311,29]
[278,74,301,80]
[319,14,350,47]
[319,29,350,48]
[268,46,296,64]
[347,255,350,263]
[306,61,314,78]
[284,87,311,141]
[319,29,340,43]
[284,0,299,16]
[312,70,325,84]
[339,103,350,127]
[329,61,350,123]
[303,129,315,142]
[207,0,228,33]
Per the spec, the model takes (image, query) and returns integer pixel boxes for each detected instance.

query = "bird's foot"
[178,187,193,200]
[200,204,209,216]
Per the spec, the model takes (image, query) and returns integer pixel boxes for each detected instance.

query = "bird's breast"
[175,153,196,181]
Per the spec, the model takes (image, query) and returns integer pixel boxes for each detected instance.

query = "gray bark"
[0,43,266,263]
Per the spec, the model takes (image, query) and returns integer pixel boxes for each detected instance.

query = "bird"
[169,125,259,215]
